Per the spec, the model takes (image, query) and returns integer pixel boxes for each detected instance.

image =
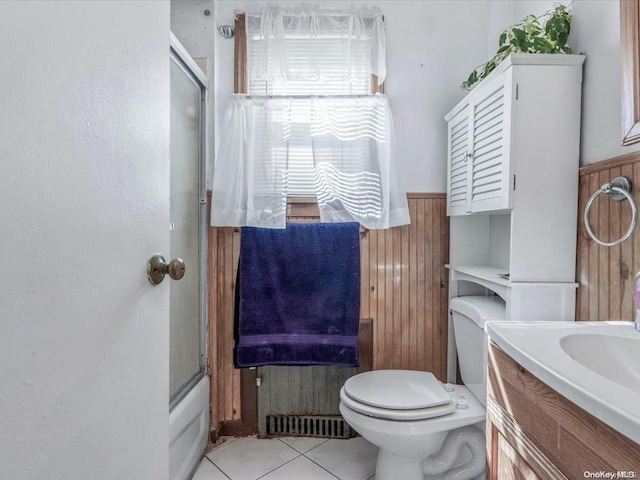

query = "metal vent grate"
[266,415,351,439]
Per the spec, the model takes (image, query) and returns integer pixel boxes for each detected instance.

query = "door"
[0,2,171,480]
[469,70,513,213]
[447,103,471,215]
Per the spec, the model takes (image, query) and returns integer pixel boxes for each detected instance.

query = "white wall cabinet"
[447,70,514,215]
[444,54,585,381]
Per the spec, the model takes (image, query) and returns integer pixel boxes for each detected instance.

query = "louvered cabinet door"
[446,104,471,216]
[469,71,513,213]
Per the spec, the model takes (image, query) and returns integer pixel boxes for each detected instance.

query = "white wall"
[0,2,171,479]
[172,0,489,193]
[486,0,640,165]
[171,0,217,186]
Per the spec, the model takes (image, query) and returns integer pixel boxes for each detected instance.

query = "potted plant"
[462,4,573,90]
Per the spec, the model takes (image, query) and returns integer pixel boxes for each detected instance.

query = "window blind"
[247,14,376,197]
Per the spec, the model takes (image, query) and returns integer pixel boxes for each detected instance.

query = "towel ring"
[584,176,638,247]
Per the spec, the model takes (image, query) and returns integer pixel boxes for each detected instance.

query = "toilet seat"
[340,386,456,421]
[341,370,457,421]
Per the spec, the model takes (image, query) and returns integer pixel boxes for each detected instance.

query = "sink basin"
[560,333,640,393]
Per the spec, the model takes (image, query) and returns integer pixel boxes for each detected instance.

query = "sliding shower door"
[169,47,206,407]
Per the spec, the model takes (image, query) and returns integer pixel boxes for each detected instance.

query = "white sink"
[560,333,640,393]
[486,321,640,444]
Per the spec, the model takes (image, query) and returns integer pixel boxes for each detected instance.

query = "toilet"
[339,295,506,480]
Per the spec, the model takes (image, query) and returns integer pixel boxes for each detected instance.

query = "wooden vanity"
[487,340,640,479]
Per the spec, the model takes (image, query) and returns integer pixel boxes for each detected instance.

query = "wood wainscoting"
[206,193,450,437]
[577,151,640,321]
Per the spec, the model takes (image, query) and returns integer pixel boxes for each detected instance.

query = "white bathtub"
[169,376,210,480]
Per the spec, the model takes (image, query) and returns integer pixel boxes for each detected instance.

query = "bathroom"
[2,0,640,479]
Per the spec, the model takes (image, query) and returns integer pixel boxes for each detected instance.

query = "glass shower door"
[169,52,206,406]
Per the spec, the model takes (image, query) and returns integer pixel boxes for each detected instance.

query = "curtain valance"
[246,4,386,87]
[211,95,410,229]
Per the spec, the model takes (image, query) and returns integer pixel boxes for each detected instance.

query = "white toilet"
[339,295,506,480]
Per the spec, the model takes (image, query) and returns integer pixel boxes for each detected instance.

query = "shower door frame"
[169,33,208,410]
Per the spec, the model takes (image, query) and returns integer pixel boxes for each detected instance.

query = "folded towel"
[234,222,360,367]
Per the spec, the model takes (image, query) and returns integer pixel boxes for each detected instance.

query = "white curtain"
[211,96,292,228]
[210,4,409,230]
[311,96,409,229]
[211,95,410,230]
[247,4,386,89]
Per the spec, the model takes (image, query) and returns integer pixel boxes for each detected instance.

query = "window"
[236,10,384,197]
[211,6,409,229]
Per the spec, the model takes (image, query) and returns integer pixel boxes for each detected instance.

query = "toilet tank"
[450,295,506,406]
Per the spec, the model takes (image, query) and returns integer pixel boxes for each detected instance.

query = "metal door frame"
[169,33,208,410]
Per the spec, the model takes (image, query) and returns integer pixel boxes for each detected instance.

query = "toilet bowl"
[339,295,506,480]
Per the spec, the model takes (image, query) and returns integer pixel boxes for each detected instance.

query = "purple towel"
[234,222,360,367]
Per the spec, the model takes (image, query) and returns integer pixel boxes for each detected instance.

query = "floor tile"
[305,437,378,480]
[191,458,230,480]
[207,437,238,453]
[206,438,299,480]
[258,456,339,480]
[278,436,328,454]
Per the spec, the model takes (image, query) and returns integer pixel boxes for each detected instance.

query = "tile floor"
[192,436,378,480]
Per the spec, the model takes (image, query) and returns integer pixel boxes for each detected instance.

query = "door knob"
[147,254,185,285]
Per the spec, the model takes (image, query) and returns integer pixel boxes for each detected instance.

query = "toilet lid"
[340,386,457,421]
[343,370,451,410]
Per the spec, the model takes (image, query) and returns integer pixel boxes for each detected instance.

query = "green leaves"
[462,4,573,90]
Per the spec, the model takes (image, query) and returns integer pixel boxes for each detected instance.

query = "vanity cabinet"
[486,341,640,479]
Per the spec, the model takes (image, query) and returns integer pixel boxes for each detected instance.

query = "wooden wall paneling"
[633,161,640,298]
[207,195,219,431]
[598,170,610,319]
[392,225,402,368]
[416,200,426,371]
[439,198,449,380]
[587,173,600,319]
[215,228,226,422]
[224,228,235,420]
[576,152,640,321]
[385,228,395,367]
[425,200,436,375]
[231,229,242,419]
[610,166,623,321]
[208,194,450,435]
[408,199,418,370]
[576,174,589,321]
[401,222,410,369]
[376,228,387,368]
[621,162,635,320]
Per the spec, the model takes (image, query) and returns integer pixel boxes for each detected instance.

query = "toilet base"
[376,450,425,480]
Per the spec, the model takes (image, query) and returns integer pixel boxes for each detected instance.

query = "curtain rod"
[234,10,383,20]
[232,94,385,99]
